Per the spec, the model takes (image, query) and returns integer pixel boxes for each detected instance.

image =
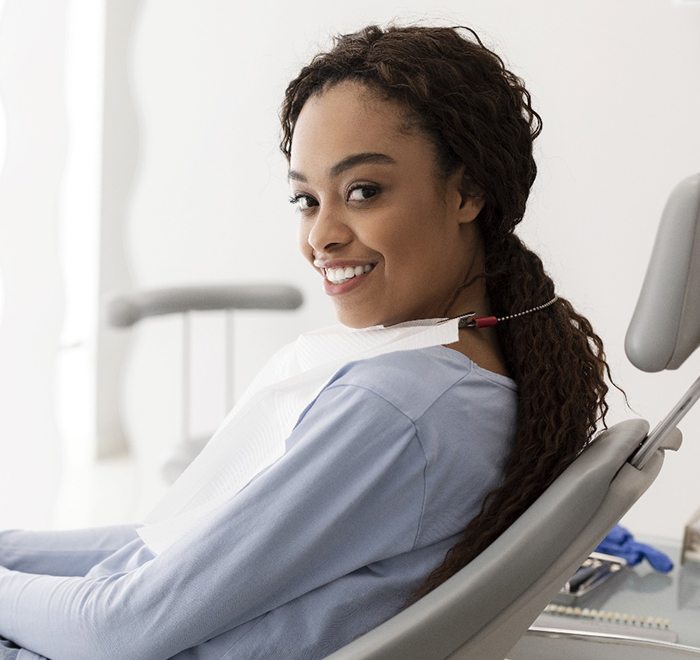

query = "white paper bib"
[137,316,461,554]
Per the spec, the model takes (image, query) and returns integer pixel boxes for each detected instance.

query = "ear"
[447,165,485,224]
[459,190,485,224]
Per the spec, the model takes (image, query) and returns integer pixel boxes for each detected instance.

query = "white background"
[0,0,699,542]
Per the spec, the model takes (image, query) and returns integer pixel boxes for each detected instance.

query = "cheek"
[381,223,456,295]
[372,215,441,268]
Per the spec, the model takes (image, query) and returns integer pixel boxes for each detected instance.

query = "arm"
[0,524,141,577]
[0,384,426,660]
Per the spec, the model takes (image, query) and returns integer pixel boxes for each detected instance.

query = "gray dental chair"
[327,172,700,660]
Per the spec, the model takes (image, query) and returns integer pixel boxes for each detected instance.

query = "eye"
[288,184,380,212]
[347,184,380,202]
[288,193,317,211]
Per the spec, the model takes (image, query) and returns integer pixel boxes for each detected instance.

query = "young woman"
[0,24,617,659]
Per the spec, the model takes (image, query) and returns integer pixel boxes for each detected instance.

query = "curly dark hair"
[278,23,627,607]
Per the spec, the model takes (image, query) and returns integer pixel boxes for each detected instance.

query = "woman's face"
[288,80,484,328]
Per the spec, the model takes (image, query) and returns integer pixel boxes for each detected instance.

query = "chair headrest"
[625,173,700,372]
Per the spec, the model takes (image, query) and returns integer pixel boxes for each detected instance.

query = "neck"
[442,223,491,319]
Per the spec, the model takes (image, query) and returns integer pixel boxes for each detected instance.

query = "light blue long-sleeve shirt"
[0,345,517,659]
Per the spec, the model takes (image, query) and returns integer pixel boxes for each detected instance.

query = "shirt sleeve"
[0,384,426,660]
[0,525,141,577]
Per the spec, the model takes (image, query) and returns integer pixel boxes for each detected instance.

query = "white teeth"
[324,263,375,284]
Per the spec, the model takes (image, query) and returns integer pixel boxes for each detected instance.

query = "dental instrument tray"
[553,551,627,605]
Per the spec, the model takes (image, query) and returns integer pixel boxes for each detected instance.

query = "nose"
[306,205,353,254]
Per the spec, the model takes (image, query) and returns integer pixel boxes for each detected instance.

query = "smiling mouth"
[322,264,376,284]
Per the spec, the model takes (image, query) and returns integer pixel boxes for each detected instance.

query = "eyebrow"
[287,152,397,182]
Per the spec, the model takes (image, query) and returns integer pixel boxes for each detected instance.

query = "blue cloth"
[595,524,674,572]
[0,345,517,659]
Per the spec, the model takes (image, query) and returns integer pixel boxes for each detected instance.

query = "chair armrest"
[104,284,303,327]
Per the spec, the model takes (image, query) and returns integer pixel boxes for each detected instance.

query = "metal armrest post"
[630,375,700,469]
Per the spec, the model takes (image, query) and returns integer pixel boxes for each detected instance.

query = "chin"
[336,308,408,329]
[335,309,383,329]
[338,316,377,329]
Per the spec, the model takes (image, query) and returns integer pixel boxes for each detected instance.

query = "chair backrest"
[328,420,681,660]
[327,172,700,660]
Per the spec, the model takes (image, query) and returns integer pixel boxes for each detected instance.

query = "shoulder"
[319,345,481,422]
[287,364,423,458]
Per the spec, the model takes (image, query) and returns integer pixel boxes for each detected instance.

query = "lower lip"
[322,268,375,296]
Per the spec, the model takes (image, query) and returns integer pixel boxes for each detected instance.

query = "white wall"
[119,0,700,535]
[0,2,4,340]
[56,0,105,467]
[0,0,67,528]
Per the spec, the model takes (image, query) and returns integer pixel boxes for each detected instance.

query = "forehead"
[289,81,432,177]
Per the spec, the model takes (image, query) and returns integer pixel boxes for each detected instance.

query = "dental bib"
[137,316,461,554]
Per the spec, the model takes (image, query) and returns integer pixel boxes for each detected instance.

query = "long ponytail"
[405,230,620,604]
